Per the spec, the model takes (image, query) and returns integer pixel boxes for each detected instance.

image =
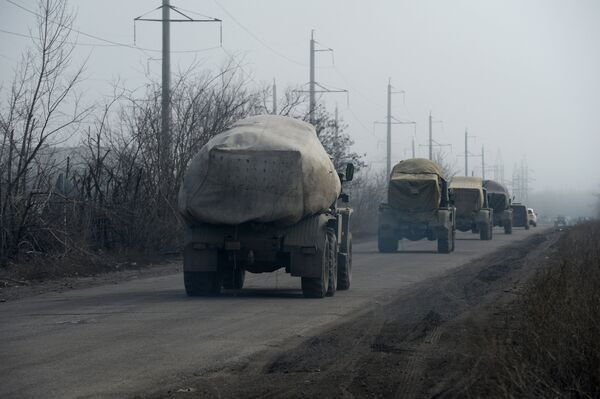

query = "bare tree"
[0,0,88,264]
[432,149,457,180]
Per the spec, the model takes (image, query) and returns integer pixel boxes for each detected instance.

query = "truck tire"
[437,230,451,253]
[504,220,513,234]
[451,229,456,252]
[525,223,530,230]
[480,223,490,240]
[302,233,330,298]
[337,234,352,290]
[378,234,397,253]
[223,267,245,290]
[326,231,337,297]
[184,271,221,296]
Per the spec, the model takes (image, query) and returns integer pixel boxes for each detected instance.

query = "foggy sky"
[1,0,599,197]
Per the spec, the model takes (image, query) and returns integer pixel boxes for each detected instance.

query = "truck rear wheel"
[480,223,489,240]
[480,222,493,240]
[337,234,352,290]
[302,233,331,298]
[378,234,397,253]
[184,272,221,296]
[437,230,451,253]
[504,220,513,234]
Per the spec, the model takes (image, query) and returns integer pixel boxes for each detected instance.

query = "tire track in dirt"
[141,231,556,399]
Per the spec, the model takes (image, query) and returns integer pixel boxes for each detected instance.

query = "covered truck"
[178,115,353,298]
[483,179,513,234]
[378,158,456,253]
[511,203,529,230]
[449,176,494,240]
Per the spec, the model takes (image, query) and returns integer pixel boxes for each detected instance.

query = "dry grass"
[472,222,600,398]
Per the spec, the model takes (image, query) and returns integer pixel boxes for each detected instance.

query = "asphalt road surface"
[0,227,537,398]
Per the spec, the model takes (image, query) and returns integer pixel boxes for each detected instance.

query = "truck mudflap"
[183,245,218,272]
[284,213,333,278]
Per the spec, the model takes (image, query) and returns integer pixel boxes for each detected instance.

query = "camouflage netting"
[178,115,341,226]
[388,158,445,212]
[450,176,484,216]
[484,179,510,211]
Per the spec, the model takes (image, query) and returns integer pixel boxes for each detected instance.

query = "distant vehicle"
[378,158,456,253]
[178,115,354,298]
[554,215,568,228]
[511,203,529,230]
[527,208,537,227]
[483,180,513,234]
[449,176,494,240]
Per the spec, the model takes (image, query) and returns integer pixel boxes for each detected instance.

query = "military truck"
[378,158,456,253]
[449,176,494,240]
[483,180,513,234]
[511,203,529,230]
[178,115,354,298]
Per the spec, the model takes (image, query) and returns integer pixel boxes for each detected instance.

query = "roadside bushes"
[492,221,600,398]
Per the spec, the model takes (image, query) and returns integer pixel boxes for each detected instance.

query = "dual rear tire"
[184,254,245,297]
[437,228,455,253]
[301,230,338,298]
[480,222,493,240]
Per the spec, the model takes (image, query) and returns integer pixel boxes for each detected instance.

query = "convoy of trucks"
[178,114,538,297]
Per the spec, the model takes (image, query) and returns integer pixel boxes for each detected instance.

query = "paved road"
[0,228,537,398]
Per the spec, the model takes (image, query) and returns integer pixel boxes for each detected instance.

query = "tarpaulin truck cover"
[450,176,484,216]
[388,158,444,212]
[178,115,341,226]
[483,179,510,211]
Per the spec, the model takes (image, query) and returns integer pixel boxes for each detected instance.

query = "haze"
[1,0,599,209]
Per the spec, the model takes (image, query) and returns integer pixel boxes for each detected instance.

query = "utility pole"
[387,79,392,177]
[298,31,346,126]
[161,0,171,185]
[374,79,410,176]
[335,104,339,138]
[462,128,478,176]
[412,136,415,158]
[464,129,468,175]
[309,30,315,124]
[481,145,485,180]
[428,112,433,160]
[134,3,221,192]
[272,79,277,115]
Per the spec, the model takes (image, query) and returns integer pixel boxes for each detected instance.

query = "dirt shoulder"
[139,229,558,399]
[0,259,182,302]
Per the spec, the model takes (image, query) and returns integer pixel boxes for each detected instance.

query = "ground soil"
[0,259,182,302]
[138,230,558,399]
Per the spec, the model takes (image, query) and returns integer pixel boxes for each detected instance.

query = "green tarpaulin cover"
[388,158,444,212]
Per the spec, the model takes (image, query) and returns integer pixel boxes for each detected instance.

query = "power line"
[5,0,222,55]
[212,0,307,67]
